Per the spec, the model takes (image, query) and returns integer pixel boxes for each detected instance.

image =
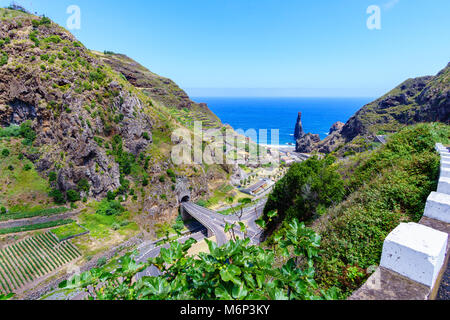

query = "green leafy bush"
[67,190,81,203]
[0,51,8,66]
[77,178,90,193]
[1,148,10,157]
[19,121,36,145]
[60,218,338,300]
[96,200,124,216]
[314,123,449,296]
[49,189,65,204]
[264,156,345,229]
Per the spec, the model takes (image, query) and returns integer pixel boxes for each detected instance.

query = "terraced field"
[0,232,81,294]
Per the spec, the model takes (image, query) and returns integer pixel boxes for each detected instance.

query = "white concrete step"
[380,222,448,287]
[437,177,450,194]
[423,192,450,223]
[441,166,450,178]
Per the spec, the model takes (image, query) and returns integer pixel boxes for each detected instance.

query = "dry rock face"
[294,112,320,153]
[0,10,229,207]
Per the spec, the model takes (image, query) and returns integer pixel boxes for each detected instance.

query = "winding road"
[134,200,266,279]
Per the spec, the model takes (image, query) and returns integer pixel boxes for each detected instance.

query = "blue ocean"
[192,97,374,146]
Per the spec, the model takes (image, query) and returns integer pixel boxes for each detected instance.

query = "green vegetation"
[314,123,449,296]
[0,207,68,222]
[77,201,137,240]
[263,156,345,228]
[0,219,74,235]
[0,51,7,66]
[51,223,87,241]
[0,232,80,294]
[263,123,450,298]
[0,134,51,209]
[95,199,124,216]
[60,218,338,300]
[66,190,81,203]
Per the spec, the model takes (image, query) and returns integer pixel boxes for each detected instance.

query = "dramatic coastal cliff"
[295,62,450,154]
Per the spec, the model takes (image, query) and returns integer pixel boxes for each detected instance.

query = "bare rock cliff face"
[0,15,153,198]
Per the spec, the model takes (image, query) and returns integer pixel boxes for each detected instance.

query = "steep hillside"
[296,62,450,154]
[341,63,449,141]
[93,52,221,128]
[0,8,234,235]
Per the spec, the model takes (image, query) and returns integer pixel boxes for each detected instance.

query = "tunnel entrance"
[181,195,190,203]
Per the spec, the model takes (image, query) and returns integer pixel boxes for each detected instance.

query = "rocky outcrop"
[296,133,320,153]
[294,111,321,153]
[328,121,345,135]
[0,12,160,199]
[95,52,221,124]
[294,112,305,141]
[340,64,449,142]
[316,122,345,154]
[294,62,449,155]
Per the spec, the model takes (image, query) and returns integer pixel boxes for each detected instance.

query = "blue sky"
[2,0,450,97]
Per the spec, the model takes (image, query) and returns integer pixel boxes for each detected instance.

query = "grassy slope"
[314,123,450,297]
[342,64,449,139]
[0,138,52,209]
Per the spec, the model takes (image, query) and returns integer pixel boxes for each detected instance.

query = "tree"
[263,156,344,232]
[238,198,252,220]
[66,190,81,203]
[1,148,10,157]
[49,189,65,204]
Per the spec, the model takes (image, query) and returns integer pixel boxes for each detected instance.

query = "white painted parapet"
[436,143,447,152]
[437,177,450,195]
[441,166,450,179]
[380,223,448,287]
[424,192,450,223]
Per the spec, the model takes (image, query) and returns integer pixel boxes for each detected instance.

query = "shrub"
[107,191,116,201]
[0,51,8,66]
[159,176,165,183]
[1,148,10,157]
[97,257,107,267]
[264,156,345,229]
[24,164,32,171]
[0,207,6,215]
[142,132,151,141]
[43,35,61,44]
[29,31,40,46]
[96,200,124,216]
[77,178,90,193]
[49,189,65,204]
[49,171,57,182]
[66,190,81,203]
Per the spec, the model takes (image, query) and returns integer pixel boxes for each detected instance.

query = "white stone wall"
[379,143,450,289]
